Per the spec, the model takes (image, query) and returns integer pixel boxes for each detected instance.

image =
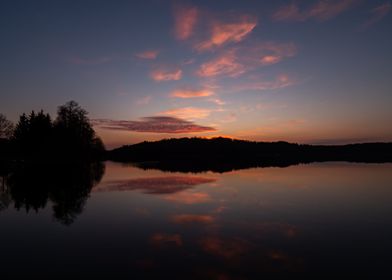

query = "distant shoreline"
[106,137,392,173]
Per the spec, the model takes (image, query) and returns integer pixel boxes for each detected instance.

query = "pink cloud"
[197,49,245,77]
[272,0,358,22]
[135,50,159,59]
[195,15,257,51]
[92,116,216,133]
[171,87,214,98]
[197,42,296,78]
[235,74,298,91]
[362,2,391,28]
[150,67,182,81]
[173,5,198,40]
[255,42,297,66]
[161,107,212,120]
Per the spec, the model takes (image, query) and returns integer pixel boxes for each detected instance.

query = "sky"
[0,0,391,148]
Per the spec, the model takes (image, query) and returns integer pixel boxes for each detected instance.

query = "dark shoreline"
[106,137,392,173]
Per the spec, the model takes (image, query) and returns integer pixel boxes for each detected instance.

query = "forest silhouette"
[0,101,105,224]
[108,137,392,173]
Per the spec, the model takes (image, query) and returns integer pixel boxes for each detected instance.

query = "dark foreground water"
[1,161,392,278]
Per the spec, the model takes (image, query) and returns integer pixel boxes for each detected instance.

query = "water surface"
[1,161,391,277]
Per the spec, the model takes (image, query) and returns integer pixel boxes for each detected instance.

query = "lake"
[1,161,392,277]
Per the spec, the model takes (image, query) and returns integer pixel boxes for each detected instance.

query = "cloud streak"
[197,49,246,78]
[135,50,159,59]
[160,107,212,120]
[92,116,216,133]
[171,87,214,98]
[235,74,298,92]
[362,2,391,28]
[197,42,297,78]
[195,15,257,51]
[150,67,182,81]
[173,5,199,40]
[272,0,358,22]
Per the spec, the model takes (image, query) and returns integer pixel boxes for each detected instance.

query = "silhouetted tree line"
[0,161,105,225]
[108,137,392,173]
[0,101,105,162]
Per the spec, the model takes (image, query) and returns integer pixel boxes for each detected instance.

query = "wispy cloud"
[173,5,199,40]
[160,107,212,120]
[150,67,182,81]
[92,116,216,133]
[195,15,257,51]
[257,42,297,65]
[197,49,245,78]
[272,0,358,22]
[135,50,159,59]
[235,74,298,92]
[136,96,151,105]
[197,42,297,78]
[171,87,214,98]
[362,2,391,28]
[209,98,225,105]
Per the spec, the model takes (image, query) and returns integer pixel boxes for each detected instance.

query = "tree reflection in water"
[0,161,105,225]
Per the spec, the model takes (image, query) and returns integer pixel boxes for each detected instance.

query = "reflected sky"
[1,161,392,276]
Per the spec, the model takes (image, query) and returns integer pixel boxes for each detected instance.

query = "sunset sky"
[1,0,391,148]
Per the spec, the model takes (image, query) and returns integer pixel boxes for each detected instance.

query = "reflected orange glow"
[94,176,216,194]
[164,191,211,204]
[171,214,215,224]
[150,233,183,247]
[199,236,248,259]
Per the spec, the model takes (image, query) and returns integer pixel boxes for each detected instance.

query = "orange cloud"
[195,15,257,51]
[171,214,215,224]
[272,0,358,22]
[150,68,182,81]
[261,55,281,65]
[164,191,211,204]
[135,50,159,59]
[161,107,212,120]
[173,5,198,40]
[197,49,245,77]
[256,42,297,65]
[171,87,214,98]
[197,42,296,78]
[362,2,391,28]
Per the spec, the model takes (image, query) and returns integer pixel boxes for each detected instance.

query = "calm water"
[1,161,392,277]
